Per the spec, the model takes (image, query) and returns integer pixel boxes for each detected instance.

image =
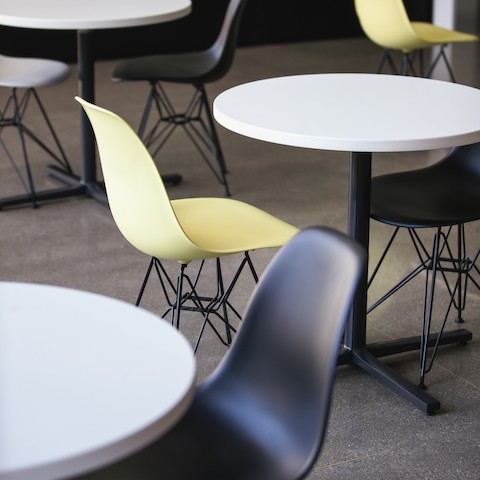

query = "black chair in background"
[368,143,480,388]
[112,0,248,196]
[76,227,364,480]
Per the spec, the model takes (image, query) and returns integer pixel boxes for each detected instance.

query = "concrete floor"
[1,21,480,480]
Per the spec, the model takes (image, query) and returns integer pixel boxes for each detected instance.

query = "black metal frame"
[0,87,73,208]
[138,82,231,196]
[368,223,478,388]
[135,253,258,353]
[377,45,456,82]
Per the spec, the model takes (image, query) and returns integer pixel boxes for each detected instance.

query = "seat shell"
[75,227,364,480]
[371,143,480,228]
[0,54,70,88]
[112,0,247,85]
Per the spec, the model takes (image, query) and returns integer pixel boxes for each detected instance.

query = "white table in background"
[213,73,480,414]
[0,282,196,480]
[0,0,191,208]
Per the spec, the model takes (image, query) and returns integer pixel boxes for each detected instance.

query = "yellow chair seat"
[410,22,478,52]
[172,197,299,255]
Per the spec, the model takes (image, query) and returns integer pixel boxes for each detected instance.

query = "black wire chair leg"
[12,88,37,208]
[419,229,441,389]
[173,264,187,329]
[138,83,156,138]
[216,258,232,345]
[377,49,399,75]
[427,45,456,82]
[30,89,72,172]
[198,86,229,174]
[135,257,156,306]
[455,224,465,323]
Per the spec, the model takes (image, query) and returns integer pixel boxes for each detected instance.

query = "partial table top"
[0,282,196,480]
[214,73,480,153]
[0,0,191,30]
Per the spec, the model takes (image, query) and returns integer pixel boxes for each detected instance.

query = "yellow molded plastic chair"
[0,54,72,207]
[354,0,478,81]
[76,96,299,352]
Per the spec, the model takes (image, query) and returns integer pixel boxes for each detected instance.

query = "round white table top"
[214,73,480,153]
[0,0,191,30]
[0,282,196,480]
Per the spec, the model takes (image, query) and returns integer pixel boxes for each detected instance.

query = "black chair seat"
[113,50,220,84]
[371,144,480,228]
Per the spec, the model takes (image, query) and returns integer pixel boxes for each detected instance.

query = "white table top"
[0,0,191,30]
[0,282,196,480]
[213,73,480,153]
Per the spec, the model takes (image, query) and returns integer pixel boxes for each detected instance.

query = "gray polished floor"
[2,19,480,480]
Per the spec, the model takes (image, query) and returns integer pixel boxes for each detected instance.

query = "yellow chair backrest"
[75,96,206,262]
[354,0,430,52]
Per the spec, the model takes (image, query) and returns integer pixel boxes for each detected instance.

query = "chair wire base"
[138,82,231,196]
[0,87,73,208]
[377,45,456,82]
[135,253,258,353]
[368,224,478,387]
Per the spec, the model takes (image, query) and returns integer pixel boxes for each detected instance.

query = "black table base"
[338,328,472,414]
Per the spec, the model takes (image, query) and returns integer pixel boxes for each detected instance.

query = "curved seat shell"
[371,144,480,228]
[0,54,70,88]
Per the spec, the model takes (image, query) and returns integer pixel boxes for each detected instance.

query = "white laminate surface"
[214,73,480,153]
[0,0,191,30]
[0,282,196,480]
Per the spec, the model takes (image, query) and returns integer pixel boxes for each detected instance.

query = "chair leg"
[368,226,431,314]
[135,254,258,353]
[0,87,73,208]
[377,49,399,75]
[369,223,473,387]
[417,226,472,388]
[11,88,37,208]
[173,264,187,330]
[400,53,418,76]
[419,229,441,389]
[196,85,231,196]
[137,82,231,196]
[454,224,465,323]
[28,89,72,172]
[427,45,456,82]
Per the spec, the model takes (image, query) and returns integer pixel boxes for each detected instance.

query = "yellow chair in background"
[354,0,478,81]
[76,96,299,353]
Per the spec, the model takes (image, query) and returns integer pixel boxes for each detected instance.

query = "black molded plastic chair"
[76,227,364,480]
[369,143,480,388]
[0,54,72,208]
[112,0,248,196]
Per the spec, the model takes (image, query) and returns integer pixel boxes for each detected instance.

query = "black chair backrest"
[207,0,248,81]
[203,226,364,477]
[437,143,480,177]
